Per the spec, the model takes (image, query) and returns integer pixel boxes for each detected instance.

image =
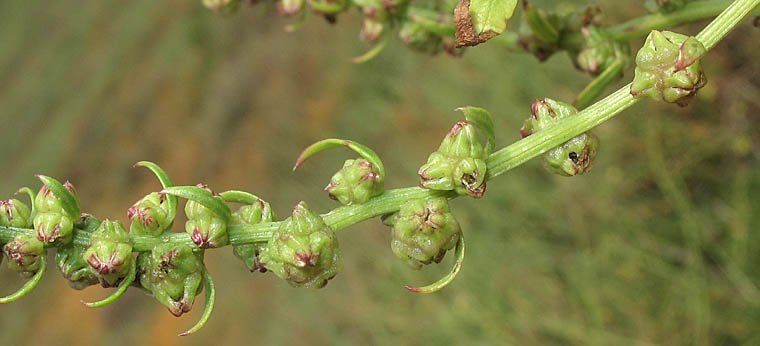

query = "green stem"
[0,0,758,251]
[608,0,759,42]
[574,58,626,110]
[610,0,736,40]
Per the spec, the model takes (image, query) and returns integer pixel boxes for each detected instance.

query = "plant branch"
[1,0,758,252]
[608,0,760,42]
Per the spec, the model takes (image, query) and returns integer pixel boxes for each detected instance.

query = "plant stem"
[609,0,740,41]
[1,0,758,251]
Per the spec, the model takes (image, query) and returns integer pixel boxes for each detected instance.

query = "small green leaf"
[0,254,47,303]
[81,258,136,308]
[162,186,231,222]
[134,161,178,225]
[219,190,263,205]
[523,1,559,43]
[179,269,216,336]
[293,138,385,178]
[36,175,80,219]
[457,106,496,154]
[469,0,518,35]
[405,234,465,294]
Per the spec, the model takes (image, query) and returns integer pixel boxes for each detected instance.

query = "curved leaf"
[179,269,216,336]
[81,258,136,308]
[162,186,231,222]
[293,138,385,177]
[352,30,391,64]
[0,255,47,303]
[36,175,80,219]
[405,234,465,294]
[457,106,495,154]
[219,190,263,205]
[15,187,36,217]
[134,161,178,225]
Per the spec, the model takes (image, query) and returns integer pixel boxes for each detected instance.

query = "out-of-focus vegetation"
[1,0,759,345]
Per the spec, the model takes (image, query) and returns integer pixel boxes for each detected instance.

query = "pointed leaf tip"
[179,270,216,336]
[134,161,177,223]
[81,259,136,308]
[0,255,47,303]
[404,235,465,294]
[36,175,80,219]
[294,138,385,177]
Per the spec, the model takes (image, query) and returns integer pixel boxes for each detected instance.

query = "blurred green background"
[1,0,759,345]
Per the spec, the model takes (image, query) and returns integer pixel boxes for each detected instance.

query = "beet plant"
[1,0,759,336]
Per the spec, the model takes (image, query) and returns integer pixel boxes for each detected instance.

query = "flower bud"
[184,185,229,249]
[517,3,601,61]
[33,181,78,245]
[128,192,173,237]
[630,30,707,106]
[326,159,384,205]
[293,139,386,205]
[56,244,98,290]
[418,120,488,198]
[576,26,630,75]
[360,2,389,43]
[277,0,304,16]
[3,234,45,278]
[0,198,32,228]
[137,244,204,317]
[230,198,276,272]
[399,21,444,54]
[520,99,600,176]
[202,0,240,13]
[259,202,342,288]
[383,197,460,269]
[83,219,134,288]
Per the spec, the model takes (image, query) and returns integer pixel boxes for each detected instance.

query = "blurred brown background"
[1,0,759,345]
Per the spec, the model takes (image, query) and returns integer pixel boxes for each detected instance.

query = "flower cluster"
[520,98,600,176]
[630,30,707,106]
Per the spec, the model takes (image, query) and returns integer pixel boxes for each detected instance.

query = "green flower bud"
[293,139,386,205]
[56,244,98,290]
[0,198,32,228]
[3,234,45,278]
[185,184,229,249]
[83,219,134,288]
[277,0,304,16]
[383,197,460,269]
[360,2,389,43]
[630,30,707,106]
[418,120,488,198]
[399,21,444,54]
[128,192,173,237]
[137,244,204,317]
[576,26,630,75]
[520,98,600,176]
[33,181,78,245]
[260,202,342,288]
[230,198,276,272]
[517,4,601,61]
[325,159,384,205]
[202,0,240,13]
